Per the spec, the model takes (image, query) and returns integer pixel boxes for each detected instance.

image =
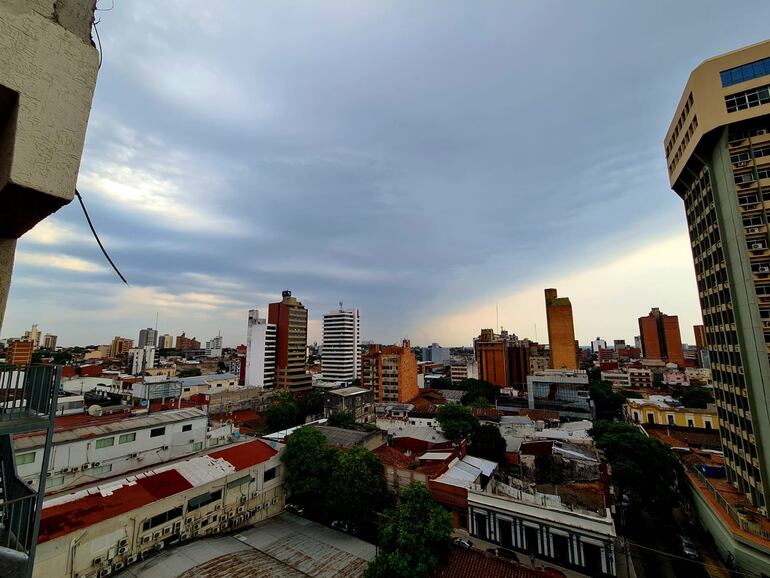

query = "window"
[193,441,203,452]
[226,475,252,490]
[95,437,115,449]
[667,415,675,426]
[187,489,222,511]
[688,419,695,428]
[93,464,113,475]
[705,421,713,430]
[150,427,166,438]
[720,57,770,87]
[182,424,192,432]
[119,433,136,444]
[141,506,183,532]
[264,466,279,482]
[725,84,770,113]
[15,452,35,466]
[47,475,65,488]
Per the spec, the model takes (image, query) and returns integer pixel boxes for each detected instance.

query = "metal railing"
[690,464,770,541]
[0,365,59,422]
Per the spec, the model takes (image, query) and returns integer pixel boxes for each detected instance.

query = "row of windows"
[720,56,770,88]
[666,92,694,157]
[668,115,699,174]
[725,84,770,113]
[93,427,169,450]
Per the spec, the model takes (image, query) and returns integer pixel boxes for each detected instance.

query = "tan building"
[544,288,577,370]
[42,334,57,350]
[110,336,134,358]
[7,339,33,365]
[361,340,419,403]
[667,39,770,512]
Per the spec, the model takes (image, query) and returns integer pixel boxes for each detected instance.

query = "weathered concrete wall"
[0,239,16,335]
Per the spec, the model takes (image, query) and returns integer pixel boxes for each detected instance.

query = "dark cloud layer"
[6,1,770,346]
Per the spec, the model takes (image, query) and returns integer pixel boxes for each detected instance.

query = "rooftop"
[327,386,371,397]
[178,372,238,387]
[38,439,278,543]
[434,546,540,578]
[314,425,384,449]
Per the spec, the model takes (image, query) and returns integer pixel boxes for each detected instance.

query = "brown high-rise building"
[7,339,33,365]
[109,336,134,358]
[361,339,418,403]
[638,308,685,366]
[268,290,312,392]
[544,288,577,370]
[474,329,530,387]
[175,333,201,351]
[693,324,707,350]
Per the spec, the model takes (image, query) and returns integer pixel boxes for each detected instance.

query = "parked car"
[679,535,699,559]
[285,503,304,516]
[453,538,473,548]
[496,547,518,560]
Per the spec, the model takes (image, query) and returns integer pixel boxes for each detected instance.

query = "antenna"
[496,304,499,333]
[339,301,343,310]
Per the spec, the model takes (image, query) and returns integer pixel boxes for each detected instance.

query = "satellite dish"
[88,405,103,417]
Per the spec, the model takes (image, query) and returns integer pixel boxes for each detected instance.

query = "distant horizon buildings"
[157,334,174,349]
[205,334,223,358]
[245,309,276,389]
[22,323,41,349]
[638,307,685,367]
[544,288,578,370]
[321,306,360,383]
[109,336,134,358]
[138,327,158,349]
[176,332,201,351]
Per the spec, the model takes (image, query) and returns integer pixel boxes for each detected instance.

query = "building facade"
[205,335,223,358]
[138,328,158,349]
[268,291,312,392]
[422,343,450,365]
[361,340,419,403]
[638,308,685,366]
[42,334,57,350]
[175,333,201,351]
[324,386,375,423]
[624,399,719,430]
[321,307,361,383]
[474,330,530,388]
[7,339,33,365]
[110,337,134,358]
[157,334,174,349]
[127,346,157,375]
[245,309,276,389]
[544,288,578,370]
[666,40,770,511]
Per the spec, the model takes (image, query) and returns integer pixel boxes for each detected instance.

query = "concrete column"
[0,238,16,334]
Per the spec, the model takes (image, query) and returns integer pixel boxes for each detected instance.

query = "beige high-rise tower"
[544,288,577,370]
[666,40,770,512]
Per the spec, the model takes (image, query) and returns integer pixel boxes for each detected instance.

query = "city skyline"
[4,1,770,348]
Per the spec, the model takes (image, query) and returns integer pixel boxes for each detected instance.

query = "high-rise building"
[7,339,33,365]
[157,334,174,349]
[245,309,277,388]
[205,335,223,357]
[361,339,418,403]
[590,337,607,353]
[322,307,360,383]
[422,342,450,365]
[138,327,158,349]
[638,308,685,366]
[176,332,201,351]
[694,324,708,350]
[613,339,626,352]
[474,329,530,387]
[43,333,57,350]
[127,346,157,375]
[268,291,312,391]
[666,40,770,510]
[634,335,642,350]
[109,336,134,358]
[544,288,577,370]
[23,323,41,348]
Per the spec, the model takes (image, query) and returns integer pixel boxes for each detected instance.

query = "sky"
[5,1,770,348]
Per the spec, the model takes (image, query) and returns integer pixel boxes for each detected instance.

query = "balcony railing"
[0,365,59,428]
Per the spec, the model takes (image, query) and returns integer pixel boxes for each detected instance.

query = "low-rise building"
[624,398,718,430]
[600,370,629,387]
[179,373,240,398]
[526,370,591,419]
[33,439,284,578]
[627,367,653,388]
[324,386,375,423]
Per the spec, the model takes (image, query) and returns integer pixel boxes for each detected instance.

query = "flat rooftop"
[120,512,375,578]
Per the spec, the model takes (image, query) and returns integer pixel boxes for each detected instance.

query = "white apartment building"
[600,370,630,387]
[591,337,607,353]
[13,408,235,494]
[246,310,277,388]
[128,345,156,375]
[321,307,361,383]
[205,335,223,357]
[33,439,284,578]
[450,357,478,384]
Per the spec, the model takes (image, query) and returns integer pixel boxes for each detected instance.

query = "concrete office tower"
[544,288,578,370]
[245,309,276,388]
[422,342,450,364]
[638,308,685,367]
[43,334,57,350]
[268,291,312,391]
[322,307,360,383]
[128,345,156,375]
[23,323,41,348]
[138,327,158,348]
[590,337,607,353]
[361,340,418,403]
[157,334,174,349]
[667,40,770,511]
[205,335,223,357]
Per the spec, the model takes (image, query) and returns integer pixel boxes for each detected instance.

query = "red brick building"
[638,307,685,366]
[7,339,33,365]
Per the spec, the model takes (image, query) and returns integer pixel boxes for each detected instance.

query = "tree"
[177,367,201,378]
[680,386,713,409]
[280,426,338,517]
[459,378,497,406]
[52,350,72,365]
[330,446,387,532]
[436,404,479,441]
[428,376,453,389]
[591,420,678,515]
[297,390,324,419]
[327,411,357,429]
[267,391,300,432]
[589,381,627,420]
[468,423,506,463]
[365,483,452,578]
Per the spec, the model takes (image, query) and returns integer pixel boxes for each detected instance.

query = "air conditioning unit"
[753,243,765,249]
[46,471,52,478]
[239,496,247,504]
[82,464,91,470]
[759,266,770,273]
[97,569,111,578]
[113,563,124,571]
[141,536,151,544]
[227,512,235,519]
[181,533,190,541]
[129,453,139,458]
[186,516,195,525]
[127,556,137,565]
[92,557,103,567]
[749,227,761,233]
[153,531,161,540]
[189,439,196,444]
[757,129,768,135]
[237,506,245,513]
[156,542,164,550]
[161,445,169,451]
[162,527,171,535]
[214,505,222,511]
[118,539,128,547]
[194,523,201,530]
[92,462,101,467]
[737,161,748,167]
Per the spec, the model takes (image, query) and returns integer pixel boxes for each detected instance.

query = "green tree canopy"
[365,483,453,578]
[297,390,324,419]
[177,367,201,378]
[680,386,713,409]
[330,446,387,531]
[267,391,300,433]
[436,404,479,441]
[459,378,497,405]
[280,426,338,517]
[327,411,357,429]
[468,423,507,463]
[589,381,627,420]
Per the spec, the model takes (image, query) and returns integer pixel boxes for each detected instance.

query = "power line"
[74,189,129,285]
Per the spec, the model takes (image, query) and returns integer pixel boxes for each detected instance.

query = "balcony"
[0,365,60,435]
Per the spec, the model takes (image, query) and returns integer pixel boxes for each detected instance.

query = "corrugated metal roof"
[15,408,207,450]
[179,373,237,386]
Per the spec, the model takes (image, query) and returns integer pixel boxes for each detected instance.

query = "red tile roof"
[209,439,278,471]
[434,547,541,578]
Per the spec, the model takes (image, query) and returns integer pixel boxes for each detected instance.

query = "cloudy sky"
[5,1,770,348]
